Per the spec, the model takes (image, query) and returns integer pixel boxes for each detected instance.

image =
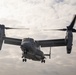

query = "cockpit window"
[22,38,34,42]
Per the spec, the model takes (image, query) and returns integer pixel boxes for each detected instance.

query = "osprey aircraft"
[0,15,76,63]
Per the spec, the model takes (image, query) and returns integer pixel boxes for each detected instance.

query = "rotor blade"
[68,15,76,29]
[44,28,67,31]
[51,29,67,31]
[5,27,29,30]
[72,29,76,32]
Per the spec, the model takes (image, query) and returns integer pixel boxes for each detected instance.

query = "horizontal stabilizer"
[44,54,51,59]
[44,54,50,56]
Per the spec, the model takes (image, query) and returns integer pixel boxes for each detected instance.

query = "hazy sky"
[0,0,76,75]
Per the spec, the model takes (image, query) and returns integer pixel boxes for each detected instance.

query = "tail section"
[0,25,5,50]
[44,47,51,59]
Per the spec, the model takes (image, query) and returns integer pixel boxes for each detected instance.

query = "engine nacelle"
[67,46,72,54]
[66,30,73,54]
[0,25,5,50]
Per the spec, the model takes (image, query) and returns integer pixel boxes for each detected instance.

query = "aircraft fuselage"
[21,38,45,62]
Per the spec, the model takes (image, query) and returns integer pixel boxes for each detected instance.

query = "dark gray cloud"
[55,0,64,3]
[22,0,45,4]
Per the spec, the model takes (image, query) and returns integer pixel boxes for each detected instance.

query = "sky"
[0,0,76,75]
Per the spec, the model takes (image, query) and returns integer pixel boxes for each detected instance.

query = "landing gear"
[41,59,45,63]
[22,58,27,62]
[22,52,27,62]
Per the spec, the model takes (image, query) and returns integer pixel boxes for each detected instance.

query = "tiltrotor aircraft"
[0,15,76,63]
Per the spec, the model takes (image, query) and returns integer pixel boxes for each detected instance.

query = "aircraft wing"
[4,37,22,46]
[35,39,67,47]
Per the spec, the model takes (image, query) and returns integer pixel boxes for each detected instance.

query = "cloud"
[0,0,76,75]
